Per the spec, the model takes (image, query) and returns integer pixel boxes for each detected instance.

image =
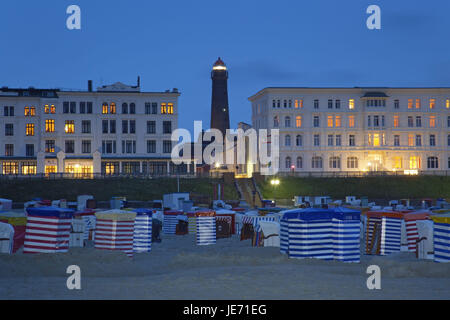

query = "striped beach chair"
[24,207,74,254]
[431,215,450,263]
[380,216,402,255]
[332,208,361,263]
[163,210,182,235]
[94,210,136,257]
[280,217,289,254]
[196,211,216,245]
[404,212,430,252]
[186,212,197,234]
[132,209,152,253]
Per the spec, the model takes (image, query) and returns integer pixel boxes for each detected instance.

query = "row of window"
[101,140,172,154]
[273,115,449,128]
[271,98,450,110]
[282,133,450,147]
[284,156,443,170]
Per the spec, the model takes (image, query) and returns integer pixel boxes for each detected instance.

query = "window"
[369,133,380,147]
[122,140,136,154]
[65,120,75,134]
[408,99,413,109]
[5,144,14,156]
[65,140,75,153]
[45,140,55,153]
[394,115,399,128]
[448,116,450,127]
[285,157,291,169]
[430,99,436,109]
[349,99,355,110]
[5,124,13,136]
[382,115,385,127]
[313,116,320,127]
[102,140,117,154]
[25,144,34,157]
[349,135,355,146]
[80,102,86,114]
[296,116,302,128]
[335,115,342,127]
[272,100,276,108]
[273,116,279,127]
[283,100,287,108]
[296,135,303,147]
[145,103,151,114]
[429,116,436,128]
[408,116,413,127]
[408,134,414,147]
[130,103,136,114]
[347,157,358,169]
[430,134,436,146]
[367,116,371,127]
[335,100,341,109]
[147,121,156,134]
[110,120,116,133]
[45,120,55,132]
[87,102,93,114]
[327,116,333,128]
[314,134,320,146]
[82,120,91,134]
[122,120,128,134]
[2,162,18,174]
[447,99,450,109]
[393,157,402,169]
[122,103,128,114]
[348,115,355,128]
[102,162,119,175]
[24,106,36,116]
[394,100,399,109]
[110,103,116,114]
[161,103,167,114]
[163,121,172,134]
[147,140,156,153]
[336,135,342,146]
[22,162,36,175]
[63,102,70,113]
[102,103,108,114]
[285,135,291,147]
[314,99,319,109]
[102,120,108,134]
[373,115,379,127]
[427,157,439,169]
[328,100,333,109]
[285,116,291,127]
[130,120,136,134]
[416,116,422,127]
[409,156,421,169]
[288,100,292,108]
[295,99,303,108]
[329,156,341,169]
[394,135,400,146]
[82,140,91,154]
[163,140,172,153]
[296,157,303,169]
[416,135,422,147]
[328,135,334,146]
[311,156,323,169]
[448,134,450,147]
[415,99,421,109]
[44,104,56,114]
[26,123,35,136]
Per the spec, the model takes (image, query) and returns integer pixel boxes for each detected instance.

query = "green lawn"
[259,176,450,200]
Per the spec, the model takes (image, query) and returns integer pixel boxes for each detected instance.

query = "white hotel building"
[0,80,192,176]
[249,87,450,175]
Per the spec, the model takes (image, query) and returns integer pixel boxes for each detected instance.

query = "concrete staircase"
[235,178,263,208]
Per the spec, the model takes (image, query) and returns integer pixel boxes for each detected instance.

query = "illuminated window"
[110,103,116,114]
[408,99,413,109]
[22,162,36,175]
[393,157,402,169]
[45,119,55,132]
[2,162,18,174]
[26,123,34,136]
[393,115,399,128]
[327,115,333,127]
[347,157,358,169]
[102,103,108,114]
[447,99,450,109]
[373,133,380,147]
[65,120,75,134]
[24,106,35,116]
[45,104,56,114]
[348,115,355,128]
[349,99,355,110]
[415,99,421,109]
[429,116,436,128]
[161,103,167,114]
[295,99,303,109]
[296,116,302,128]
[429,99,436,109]
[335,115,342,127]
[167,103,174,114]
[45,166,57,176]
[45,140,55,153]
[408,134,414,147]
[409,156,421,169]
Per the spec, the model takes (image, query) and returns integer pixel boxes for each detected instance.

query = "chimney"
[88,80,93,92]
[137,76,140,87]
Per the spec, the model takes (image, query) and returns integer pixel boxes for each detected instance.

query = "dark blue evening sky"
[1,0,449,133]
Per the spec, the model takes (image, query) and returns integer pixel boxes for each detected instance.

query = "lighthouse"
[210,57,230,136]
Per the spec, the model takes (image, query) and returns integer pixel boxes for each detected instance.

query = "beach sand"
[0,235,449,300]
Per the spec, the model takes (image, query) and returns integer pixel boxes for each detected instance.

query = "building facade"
[0,81,192,176]
[249,87,450,175]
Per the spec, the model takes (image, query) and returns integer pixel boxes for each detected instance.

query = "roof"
[362,92,389,98]
[213,57,226,66]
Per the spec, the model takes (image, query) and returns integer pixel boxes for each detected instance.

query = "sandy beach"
[0,234,449,300]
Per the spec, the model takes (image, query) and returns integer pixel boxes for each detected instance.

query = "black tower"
[210,57,230,136]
